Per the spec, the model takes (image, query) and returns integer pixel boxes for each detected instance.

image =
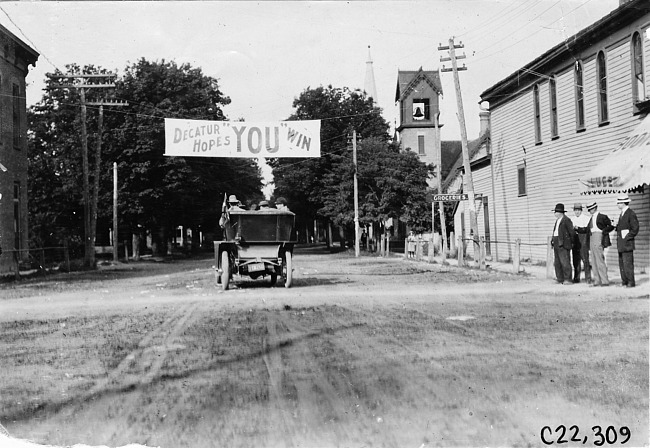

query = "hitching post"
[546,236,554,279]
[514,239,521,274]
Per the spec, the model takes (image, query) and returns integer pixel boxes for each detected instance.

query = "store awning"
[579,116,650,194]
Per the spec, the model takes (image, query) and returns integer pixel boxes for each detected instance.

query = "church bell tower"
[395,68,443,171]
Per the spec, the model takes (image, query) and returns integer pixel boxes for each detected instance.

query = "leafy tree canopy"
[28,59,263,253]
[320,137,434,233]
[270,85,388,223]
[271,85,434,236]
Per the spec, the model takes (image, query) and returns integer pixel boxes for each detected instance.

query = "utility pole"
[349,130,361,257]
[440,38,480,267]
[113,162,118,262]
[48,74,127,268]
[433,112,447,260]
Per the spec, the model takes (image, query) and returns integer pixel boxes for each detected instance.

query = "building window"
[13,83,20,148]
[549,75,558,138]
[412,98,430,121]
[13,181,21,251]
[517,164,527,196]
[533,85,541,143]
[417,135,425,155]
[574,60,585,130]
[632,32,645,104]
[597,51,608,124]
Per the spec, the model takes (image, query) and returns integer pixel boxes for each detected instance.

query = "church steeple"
[364,45,378,104]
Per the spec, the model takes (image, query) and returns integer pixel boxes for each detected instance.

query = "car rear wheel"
[221,251,230,291]
[284,252,292,288]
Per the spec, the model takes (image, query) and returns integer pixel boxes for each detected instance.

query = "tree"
[270,85,389,242]
[105,59,264,256]
[320,137,433,241]
[28,59,263,261]
[28,64,98,257]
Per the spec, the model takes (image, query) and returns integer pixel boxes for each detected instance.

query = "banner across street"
[164,118,321,158]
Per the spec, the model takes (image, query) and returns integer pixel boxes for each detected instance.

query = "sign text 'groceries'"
[164,119,321,158]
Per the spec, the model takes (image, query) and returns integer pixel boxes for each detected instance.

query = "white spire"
[364,45,378,104]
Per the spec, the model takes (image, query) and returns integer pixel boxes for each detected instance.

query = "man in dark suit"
[615,194,639,288]
[577,201,614,287]
[551,203,575,285]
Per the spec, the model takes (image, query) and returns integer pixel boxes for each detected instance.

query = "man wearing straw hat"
[615,194,639,288]
[551,203,575,285]
[577,201,614,287]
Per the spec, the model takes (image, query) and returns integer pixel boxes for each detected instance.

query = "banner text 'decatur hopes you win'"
[164,118,321,158]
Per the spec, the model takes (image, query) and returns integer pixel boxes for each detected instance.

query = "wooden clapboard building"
[480,0,650,271]
[443,112,494,258]
[0,23,38,274]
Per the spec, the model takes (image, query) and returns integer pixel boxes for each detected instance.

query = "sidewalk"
[404,251,648,288]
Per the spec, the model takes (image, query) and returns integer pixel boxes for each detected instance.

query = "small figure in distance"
[407,231,416,259]
[276,197,290,211]
[259,200,271,210]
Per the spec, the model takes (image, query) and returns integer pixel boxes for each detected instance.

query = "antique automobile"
[214,209,296,290]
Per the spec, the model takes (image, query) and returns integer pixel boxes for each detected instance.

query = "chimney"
[479,111,490,136]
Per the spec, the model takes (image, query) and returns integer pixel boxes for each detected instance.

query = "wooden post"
[404,238,408,258]
[64,239,70,272]
[457,235,464,267]
[14,250,20,280]
[450,231,456,254]
[416,238,422,261]
[428,235,434,262]
[546,236,554,279]
[124,240,129,263]
[479,236,486,270]
[514,238,521,274]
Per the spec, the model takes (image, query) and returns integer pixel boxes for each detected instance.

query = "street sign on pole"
[433,193,482,202]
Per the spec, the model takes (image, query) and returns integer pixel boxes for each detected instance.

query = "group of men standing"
[552,194,639,288]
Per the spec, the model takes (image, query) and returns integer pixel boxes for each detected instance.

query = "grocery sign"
[164,118,321,158]
[433,193,482,201]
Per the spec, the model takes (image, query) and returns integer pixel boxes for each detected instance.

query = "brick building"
[0,23,39,274]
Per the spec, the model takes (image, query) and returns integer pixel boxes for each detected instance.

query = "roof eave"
[480,0,648,104]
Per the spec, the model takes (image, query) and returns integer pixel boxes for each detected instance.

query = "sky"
[0,0,621,189]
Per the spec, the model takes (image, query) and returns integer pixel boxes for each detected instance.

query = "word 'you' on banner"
[164,119,321,158]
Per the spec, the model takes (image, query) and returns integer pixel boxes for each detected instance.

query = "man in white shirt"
[577,202,614,287]
[570,203,591,283]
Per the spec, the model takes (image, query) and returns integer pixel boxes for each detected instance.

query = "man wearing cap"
[258,200,271,210]
[577,201,614,287]
[551,203,576,285]
[570,203,591,283]
[615,194,639,288]
[275,197,290,211]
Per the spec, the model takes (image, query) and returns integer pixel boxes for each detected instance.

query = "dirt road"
[1,246,648,447]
